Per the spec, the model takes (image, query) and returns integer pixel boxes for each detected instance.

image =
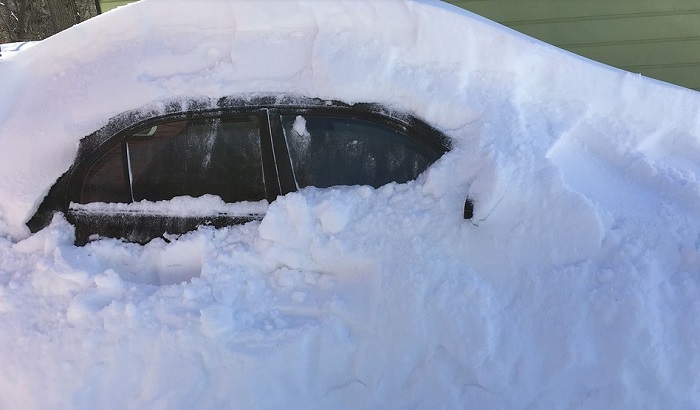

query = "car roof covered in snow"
[0,0,699,239]
[4,1,700,407]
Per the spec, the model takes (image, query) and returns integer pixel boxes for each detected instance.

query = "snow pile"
[0,0,700,408]
[0,41,36,55]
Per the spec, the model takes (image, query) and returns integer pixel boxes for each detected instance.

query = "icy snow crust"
[1,0,700,407]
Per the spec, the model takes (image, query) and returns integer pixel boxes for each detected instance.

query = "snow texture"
[70,195,269,217]
[1,0,700,408]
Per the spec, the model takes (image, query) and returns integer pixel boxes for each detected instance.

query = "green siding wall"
[98,0,133,13]
[447,1,700,90]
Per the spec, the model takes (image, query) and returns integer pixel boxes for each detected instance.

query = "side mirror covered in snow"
[464,198,474,219]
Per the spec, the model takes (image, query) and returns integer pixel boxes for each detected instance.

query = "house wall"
[98,0,132,13]
[446,0,700,91]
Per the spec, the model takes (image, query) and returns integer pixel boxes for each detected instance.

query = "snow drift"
[0,0,699,408]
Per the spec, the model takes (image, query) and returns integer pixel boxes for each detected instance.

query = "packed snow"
[70,196,269,217]
[0,41,36,55]
[1,0,700,407]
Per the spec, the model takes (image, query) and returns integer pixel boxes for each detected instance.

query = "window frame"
[68,108,281,207]
[270,107,447,191]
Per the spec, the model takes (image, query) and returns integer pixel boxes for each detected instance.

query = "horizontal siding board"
[448,1,700,23]
[516,14,700,46]
[99,0,132,12]
[569,39,700,68]
[636,65,700,90]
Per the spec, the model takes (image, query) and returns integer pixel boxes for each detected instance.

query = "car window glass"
[127,115,266,203]
[281,114,440,189]
[80,143,130,203]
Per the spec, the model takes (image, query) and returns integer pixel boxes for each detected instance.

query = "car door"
[66,110,280,244]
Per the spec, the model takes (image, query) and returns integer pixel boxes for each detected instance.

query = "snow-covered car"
[2,0,700,408]
[29,96,450,244]
[0,1,467,246]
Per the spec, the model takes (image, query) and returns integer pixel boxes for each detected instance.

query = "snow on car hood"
[1,0,700,407]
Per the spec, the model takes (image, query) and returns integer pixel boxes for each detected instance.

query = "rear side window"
[77,115,265,204]
[81,143,129,203]
[281,114,440,189]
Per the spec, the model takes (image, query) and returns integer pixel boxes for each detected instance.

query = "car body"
[2,0,700,407]
[29,95,450,244]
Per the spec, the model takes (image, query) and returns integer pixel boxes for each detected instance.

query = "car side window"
[80,143,129,203]
[281,114,440,189]
[77,114,266,204]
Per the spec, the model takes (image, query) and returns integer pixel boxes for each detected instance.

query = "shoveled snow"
[0,0,699,408]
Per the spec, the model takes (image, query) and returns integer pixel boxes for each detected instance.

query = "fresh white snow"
[0,0,699,408]
[0,41,36,55]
